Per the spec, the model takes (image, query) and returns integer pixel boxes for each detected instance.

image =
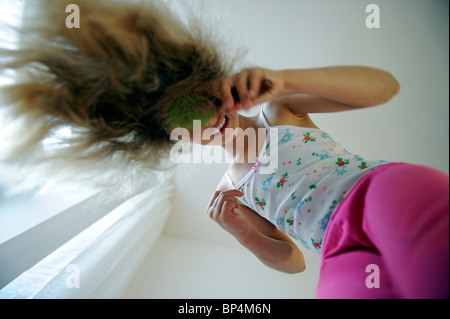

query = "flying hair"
[0,0,243,195]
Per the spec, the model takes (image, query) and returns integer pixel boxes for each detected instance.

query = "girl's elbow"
[384,73,401,101]
[390,74,401,96]
[294,263,307,274]
[284,262,306,274]
[284,253,307,274]
[369,73,400,106]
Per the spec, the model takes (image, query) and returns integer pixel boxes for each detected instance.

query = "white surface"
[0,183,173,299]
[122,235,320,299]
[0,182,98,244]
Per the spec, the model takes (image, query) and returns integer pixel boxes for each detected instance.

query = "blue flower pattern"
[279,129,293,144]
[261,175,274,192]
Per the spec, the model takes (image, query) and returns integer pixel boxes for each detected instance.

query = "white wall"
[211,0,449,171]
[126,0,449,298]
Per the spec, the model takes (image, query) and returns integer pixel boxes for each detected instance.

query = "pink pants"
[317,162,449,299]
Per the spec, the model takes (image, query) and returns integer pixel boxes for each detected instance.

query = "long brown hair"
[0,0,240,193]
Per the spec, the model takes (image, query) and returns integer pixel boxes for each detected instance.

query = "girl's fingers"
[250,79,275,105]
[215,68,276,112]
[207,190,244,218]
[207,190,221,212]
[224,189,245,197]
[207,190,248,236]
[248,68,264,99]
[222,200,239,212]
[216,195,239,209]
[252,90,275,106]
[210,82,222,103]
[220,200,241,221]
[213,191,244,211]
[235,70,251,109]
[220,77,235,110]
[212,195,239,220]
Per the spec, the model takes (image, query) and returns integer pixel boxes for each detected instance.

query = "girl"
[205,67,449,299]
[1,0,448,299]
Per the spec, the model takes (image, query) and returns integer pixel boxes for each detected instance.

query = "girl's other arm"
[207,190,306,274]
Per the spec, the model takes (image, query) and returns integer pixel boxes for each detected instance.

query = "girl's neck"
[222,112,267,165]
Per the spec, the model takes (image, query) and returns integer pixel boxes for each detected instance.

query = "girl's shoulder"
[261,101,320,130]
[216,171,235,192]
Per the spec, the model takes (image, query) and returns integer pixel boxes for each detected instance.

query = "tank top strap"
[259,104,272,130]
[226,170,235,188]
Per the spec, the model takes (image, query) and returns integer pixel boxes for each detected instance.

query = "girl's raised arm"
[215,66,400,114]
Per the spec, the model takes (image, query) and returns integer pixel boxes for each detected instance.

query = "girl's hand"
[212,68,286,112]
[206,189,250,238]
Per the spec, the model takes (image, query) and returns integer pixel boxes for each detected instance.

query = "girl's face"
[166,96,239,147]
[196,108,239,146]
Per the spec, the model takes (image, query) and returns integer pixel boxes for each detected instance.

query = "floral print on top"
[229,105,389,256]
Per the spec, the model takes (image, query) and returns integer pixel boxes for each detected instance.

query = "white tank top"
[227,106,389,255]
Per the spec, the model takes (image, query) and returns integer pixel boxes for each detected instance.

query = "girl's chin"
[197,114,236,145]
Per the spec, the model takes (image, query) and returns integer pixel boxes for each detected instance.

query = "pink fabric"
[317,162,449,299]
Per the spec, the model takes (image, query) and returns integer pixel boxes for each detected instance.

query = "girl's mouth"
[211,114,229,136]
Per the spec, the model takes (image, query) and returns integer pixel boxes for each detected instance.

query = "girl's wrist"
[234,226,255,247]
[278,69,307,95]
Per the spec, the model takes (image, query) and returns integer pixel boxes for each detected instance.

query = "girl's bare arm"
[278,66,400,108]
[215,66,400,114]
[207,189,306,274]
[234,202,306,274]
